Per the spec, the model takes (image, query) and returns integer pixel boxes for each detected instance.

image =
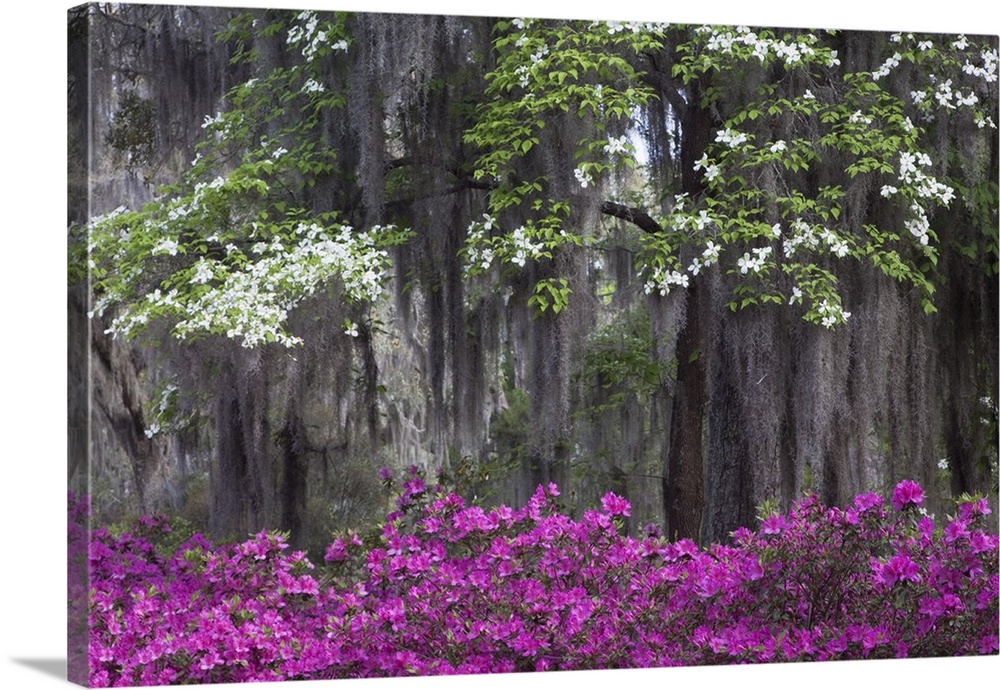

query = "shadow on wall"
[12,658,67,681]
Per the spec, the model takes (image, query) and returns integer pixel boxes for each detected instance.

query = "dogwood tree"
[86,12,411,349]
[464,20,996,324]
[457,18,997,538]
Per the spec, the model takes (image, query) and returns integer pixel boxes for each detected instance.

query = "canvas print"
[67,2,999,687]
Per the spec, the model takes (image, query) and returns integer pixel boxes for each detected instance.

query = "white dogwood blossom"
[599,19,670,34]
[817,299,851,328]
[152,238,180,256]
[287,10,348,62]
[98,216,402,348]
[605,135,630,156]
[463,215,552,275]
[736,246,772,274]
[715,127,749,148]
[782,220,821,258]
[302,78,326,94]
[872,53,901,80]
[698,25,826,68]
[643,267,689,296]
[693,153,720,182]
[510,225,545,267]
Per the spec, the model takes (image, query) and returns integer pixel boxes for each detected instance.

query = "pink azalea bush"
[79,474,999,686]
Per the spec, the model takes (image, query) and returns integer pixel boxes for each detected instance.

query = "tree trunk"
[529,292,570,492]
[703,313,755,542]
[278,406,308,551]
[663,284,705,540]
[661,75,713,542]
[210,351,272,540]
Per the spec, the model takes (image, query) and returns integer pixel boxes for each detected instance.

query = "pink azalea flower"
[959,496,992,520]
[600,491,631,517]
[944,517,970,543]
[891,480,924,511]
[760,514,789,535]
[853,491,883,512]
[876,552,921,587]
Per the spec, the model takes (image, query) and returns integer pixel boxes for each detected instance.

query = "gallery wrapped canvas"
[67,1,998,687]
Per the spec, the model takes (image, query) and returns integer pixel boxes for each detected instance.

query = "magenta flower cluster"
[78,477,998,687]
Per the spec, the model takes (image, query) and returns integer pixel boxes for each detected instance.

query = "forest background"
[1,1,998,690]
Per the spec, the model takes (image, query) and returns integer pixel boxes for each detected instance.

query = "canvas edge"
[68,3,95,687]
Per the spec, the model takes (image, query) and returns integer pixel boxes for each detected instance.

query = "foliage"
[85,9,412,350]
[579,308,665,413]
[82,477,998,685]
[462,19,667,312]
[664,27,996,323]
[465,17,665,208]
[435,451,523,507]
[81,11,998,367]
[484,387,533,472]
[86,172,410,350]
[463,21,998,326]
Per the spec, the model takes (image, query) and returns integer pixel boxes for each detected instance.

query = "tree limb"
[642,53,688,120]
[383,161,664,238]
[600,201,663,235]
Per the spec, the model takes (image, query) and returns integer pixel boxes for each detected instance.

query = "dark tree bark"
[663,284,706,540]
[277,406,309,551]
[528,293,570,490]
[703,316,755,541]
[661,74,714,542]
[211,352,272,540]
